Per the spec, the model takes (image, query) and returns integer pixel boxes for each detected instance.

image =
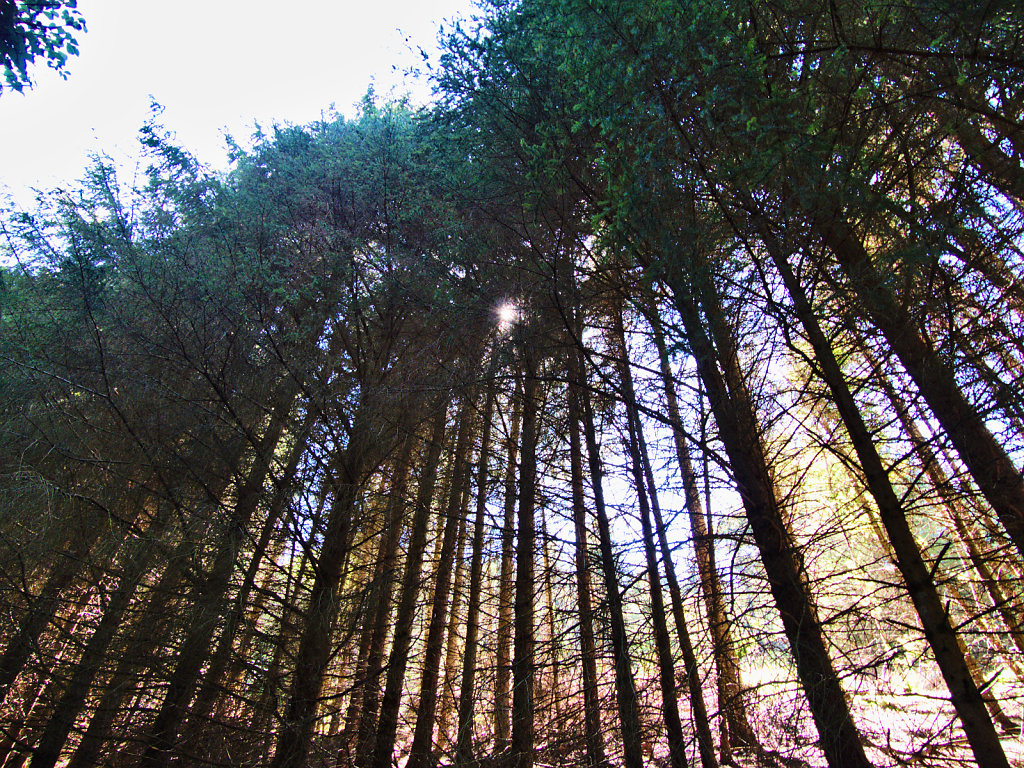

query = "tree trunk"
[271,399,380,768]
[645,302,755,761]
[183,412,314,739]
[353,434,417,761]
[140,392,297,768]
[29,507,172,768]
[540,509,562,744]
[661,269,873,768]
[369,407,449,768]
[455,381,496,766]
[572,344,645,768]
[437,487,471,750]
[762,222,1011,767]
[494,378,523,756]
[622,311,718,768]
[817,212,1024,562]
[65,514,207,768]
[407,394,477,768]
[510,342,539,768]
[0,502,117,710]
[565,349,607,768]
[612,310,688,768]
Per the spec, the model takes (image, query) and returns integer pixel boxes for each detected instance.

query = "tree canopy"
[0,3,1022,767]
[0,0,84,94]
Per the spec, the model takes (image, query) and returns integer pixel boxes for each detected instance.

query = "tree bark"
[817,212,1024,562]
[271,399,380,768]
[661,268,874,768]
[494,378,523,756]
[455,381,496,766]
[612,309,688,768]
[761,226,1010,768]
[369,407,449,768]
[351,434,416,760]
[644,302,756,761]
[572,344,645,768]
[407,394,477,768]
[511,343,539,768]
[565,351,608,768]
[29,507,172,768]
[140,392,297,768]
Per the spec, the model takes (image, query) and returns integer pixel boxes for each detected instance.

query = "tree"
[1,0,84,94]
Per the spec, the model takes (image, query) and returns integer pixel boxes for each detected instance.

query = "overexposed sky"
[0,0,479,208]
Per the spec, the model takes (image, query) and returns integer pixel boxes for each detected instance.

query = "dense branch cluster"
[0,2,1022,767]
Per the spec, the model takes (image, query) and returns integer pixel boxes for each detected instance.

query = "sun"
[496,302,518,323]
[494,301,521,332]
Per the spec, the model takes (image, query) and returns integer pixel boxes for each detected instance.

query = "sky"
[0,0,480,209]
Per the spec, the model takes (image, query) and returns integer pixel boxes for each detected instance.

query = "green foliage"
[0,0,85,94]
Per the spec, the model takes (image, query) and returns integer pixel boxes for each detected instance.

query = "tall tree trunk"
[494,378,523,755]
[817,212,1024,561]
[271,400,379,768]
[540,509,562,744]
[872,355,1024,686]
[863,344,1024,658]
[455,382,496,767]
[661,268,873,768]
[511,342,539,768]
[407,394,477,768]
[616,307,718,768]
[761,223,1011,767]
[369,407,449,768]
[644,302,755,761]
[611,311,688,768]
[64,513,207,768]
[437,489,471,750]
[342,434,417,765]
[571,344,645,768]
[29,506,172,768]
[353,435,417,761]
[140,392,297,768]
[183,412,314,738]
[565,350,607,768]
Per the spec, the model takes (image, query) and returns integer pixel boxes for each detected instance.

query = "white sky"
[0,0,479,209]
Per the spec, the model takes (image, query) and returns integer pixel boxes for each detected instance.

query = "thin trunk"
[663,269,873,768]
[572,344,645,768]
[353,435,417,761]
[566,354,607,768]
[540,509,562,739]
[407,395,476,768]
[622,324,718,768]
[140,393,296,768]
[437,488,471,749]
[455,382,496,767]
[763,227,1010,767]
[30,506,172,768]
[612,311,688,768]
[875,367,1024,657]
[271,401,379,768]
[183,412,313,736]
[254,523,312,758]
[369,408,449,768]
[874,357,1024,681]
[818,213,1024,562]
[511,344,539,768]
[494,379,523,755]
[645,303,755,760]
